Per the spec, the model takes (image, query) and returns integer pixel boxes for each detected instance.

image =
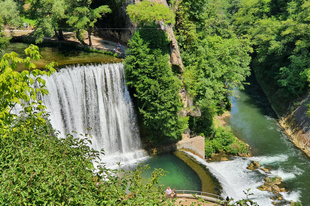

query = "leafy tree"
[0,113,173,205]
[232,0,310,114]
[0,17,10,51]
[0,45,55,133]
[126,1,175,25]
[28,0,68,42]
[0,0,21,28]
[91,0,126,29]
[176,0,251,136]
[124,31,187,142]
[66,4,111,46]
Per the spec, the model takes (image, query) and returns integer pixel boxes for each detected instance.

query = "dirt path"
[4,30,127,54]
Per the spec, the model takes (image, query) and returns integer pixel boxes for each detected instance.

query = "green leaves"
[0,0,21,28]
[125,31,187,141]
[0,45,55,133]
[127,1,175,25]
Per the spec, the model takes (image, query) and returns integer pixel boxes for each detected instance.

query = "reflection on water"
[141,152,202,191]
[2,43,122,70]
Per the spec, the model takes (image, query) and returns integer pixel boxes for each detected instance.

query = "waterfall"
[41,63,147,166]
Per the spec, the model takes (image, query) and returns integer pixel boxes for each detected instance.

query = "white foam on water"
[250,154,289,165]
[281,191,301,203]
[267,126,274,130]
[268,167,302,181]
[184,152,274,206]
[264,115,274,121]
[184,152,305,205]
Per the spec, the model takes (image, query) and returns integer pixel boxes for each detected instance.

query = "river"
[213,74,310,205]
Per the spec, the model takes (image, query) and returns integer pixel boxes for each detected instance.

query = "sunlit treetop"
[127,1,175,25]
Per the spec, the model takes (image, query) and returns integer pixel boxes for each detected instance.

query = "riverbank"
[254,71,310,159]
[3,30,127,58]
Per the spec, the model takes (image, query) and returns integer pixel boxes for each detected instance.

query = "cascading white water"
[40,63,147,166]
[183,151,302,206]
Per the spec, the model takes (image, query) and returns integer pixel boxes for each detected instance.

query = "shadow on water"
[240,72,277,119]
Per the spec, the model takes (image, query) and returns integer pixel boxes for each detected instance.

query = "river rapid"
[213,74,310,205]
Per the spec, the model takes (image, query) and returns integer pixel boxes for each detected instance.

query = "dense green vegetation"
[0,18,10,51]
[124,3,187,143]
[123,0,251,156]
[233,0,310,115]
[171,0,251,156]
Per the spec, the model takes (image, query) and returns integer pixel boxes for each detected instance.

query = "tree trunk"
[88,29,92,47]
[54,28,65,41]
[54,28,59,39]
[58,29,64,41]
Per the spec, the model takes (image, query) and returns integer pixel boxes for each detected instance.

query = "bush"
[204,125,249,157]
[0,113,172,205]
[205,139,215,157]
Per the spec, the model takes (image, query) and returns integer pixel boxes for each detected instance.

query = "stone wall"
[148,136,205,159]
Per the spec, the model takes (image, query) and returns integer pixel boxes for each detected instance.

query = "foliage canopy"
[127,1,175,25]
[124,31,187,142]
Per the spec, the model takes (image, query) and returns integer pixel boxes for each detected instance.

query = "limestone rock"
[178,88,201,117]
[247,161,260,170]
[247,163,256,170]
[253,161,261,167]
[221,157,229,161]
[271,185,280,193]
[261,167,269,172]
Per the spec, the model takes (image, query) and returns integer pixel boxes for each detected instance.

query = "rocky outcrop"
[147,136,205,159]
[115,0,184,72]
[178,88,201,117]
[279,91,310,158]
[258,177,286,194]
[246,161,261,170]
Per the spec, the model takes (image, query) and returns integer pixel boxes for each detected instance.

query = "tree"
[66,4,111,46]
[0,0,21,28]
[126,1,175,25]
[0,17,10,51]
[28,0,67,42]
[124,31,187,142]
[0,45,56,133]
[0,114,173,205]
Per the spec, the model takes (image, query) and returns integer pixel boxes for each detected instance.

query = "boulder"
[271,185,280,193]
[247,163,255,170]
[221,157,229,161]
[253,161,261,167]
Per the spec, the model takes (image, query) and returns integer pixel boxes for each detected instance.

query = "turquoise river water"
[222,74,310,205]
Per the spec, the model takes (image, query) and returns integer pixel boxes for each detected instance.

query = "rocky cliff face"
[279,91,310,157]
[123,0,183,72]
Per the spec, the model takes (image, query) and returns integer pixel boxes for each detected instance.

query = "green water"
[2,43,122,70]
[142,153,202,191]
[226,74,310,204]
